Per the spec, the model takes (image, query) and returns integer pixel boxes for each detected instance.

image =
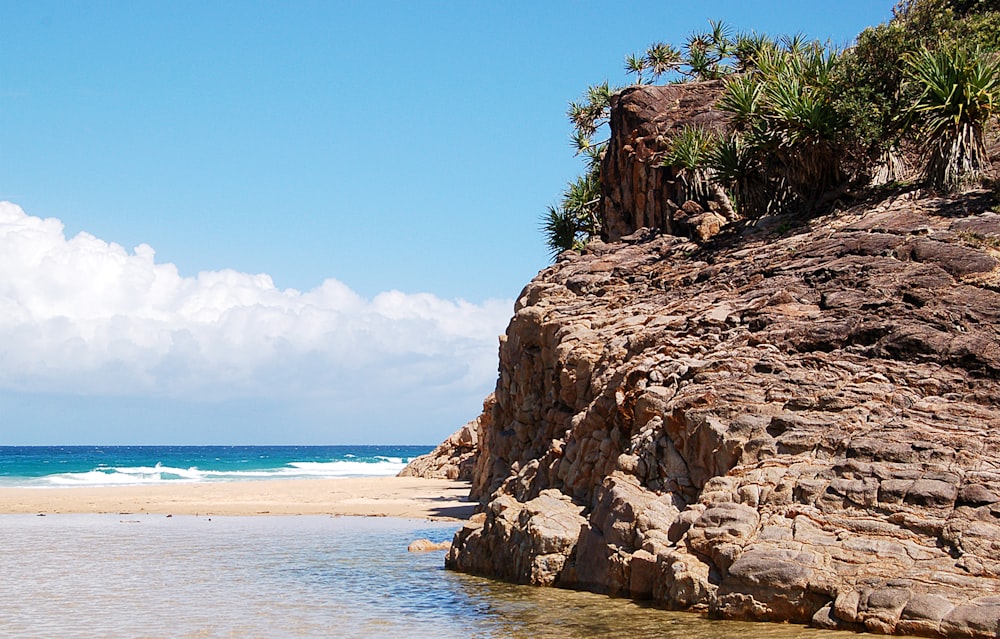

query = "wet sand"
[0,477,475,519]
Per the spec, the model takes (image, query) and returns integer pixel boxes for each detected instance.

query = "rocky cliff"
[445,84,1000,637]
[399,394,494,482]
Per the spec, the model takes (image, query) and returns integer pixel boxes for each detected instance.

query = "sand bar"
[0,477,475,520]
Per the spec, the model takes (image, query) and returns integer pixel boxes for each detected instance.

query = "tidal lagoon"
[0,514,865,639]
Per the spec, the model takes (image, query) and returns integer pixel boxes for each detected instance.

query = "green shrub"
[903,44,1000,189]
[716,40,849,213]
[709,134,774,217]
[542,169,603,257]
[664,125,719,203]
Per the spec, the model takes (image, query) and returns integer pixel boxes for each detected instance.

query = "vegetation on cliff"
[543,0,1000,256]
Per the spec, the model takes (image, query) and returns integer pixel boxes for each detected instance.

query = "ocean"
[0,445,431,487]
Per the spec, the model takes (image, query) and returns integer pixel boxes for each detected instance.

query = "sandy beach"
[0,477,475,519]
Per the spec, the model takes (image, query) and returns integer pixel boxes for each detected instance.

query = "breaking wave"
[31,458,410,487]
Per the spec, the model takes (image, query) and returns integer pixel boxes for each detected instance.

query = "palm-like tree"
[765,72,846,201]
[626,42,684,85]
[542,171,603,257]
[542,205,582,258]
[903,44,1000,191]
[581,143,607,172]
[719,75,764,131]
[685,46,714,81]
[733,32,777,73]
[681,20,738,81]
[571,85,613,148]
[717,36,848,211]
[664,125,719,204]
[567,82,614,139]
[780,32,809,56]
[799,43,839,89]
[647,42,683,80]
[709,134,777,218]
[709,19,735,57]
[564,171,602,219]
[625,53,649,85]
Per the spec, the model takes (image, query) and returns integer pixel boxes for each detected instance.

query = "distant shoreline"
[0,476,474,520]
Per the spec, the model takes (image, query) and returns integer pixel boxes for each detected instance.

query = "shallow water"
[0,515,863,639]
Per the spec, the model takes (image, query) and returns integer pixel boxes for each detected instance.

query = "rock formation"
[600,82,730,242]
[447,186,1000,636]
[399,394,494,482]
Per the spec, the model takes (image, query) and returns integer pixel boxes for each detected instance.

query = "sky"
[0,1,897,445]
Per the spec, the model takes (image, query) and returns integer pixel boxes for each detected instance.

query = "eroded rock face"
[447,191,1000,638]
[600,82,729,242]
[399,394,494,482]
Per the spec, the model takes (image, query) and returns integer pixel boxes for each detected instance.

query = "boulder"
[407,539,452,552]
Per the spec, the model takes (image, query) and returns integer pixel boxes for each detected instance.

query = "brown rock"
[940,603,1000,638]
[898,593,955,636]
[600,82,730,241]
[688,211,728,242]
[628,549,658,599]
[441,85,1000,638]
[445,489,586,586]
[399,394,494,482]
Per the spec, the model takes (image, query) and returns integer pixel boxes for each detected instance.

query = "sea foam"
[36,459,408,486]
[0,445,428,488]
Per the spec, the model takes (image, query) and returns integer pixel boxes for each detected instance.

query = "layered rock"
[399,394,494,482]
[600,82,729,242]
[448,190,1000,637]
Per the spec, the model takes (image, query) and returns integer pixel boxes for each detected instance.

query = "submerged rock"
[407,539,452,552]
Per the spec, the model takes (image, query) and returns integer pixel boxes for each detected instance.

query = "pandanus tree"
[567,81,614,149]
[683,20,737,80]
[763,47,848,204]
[542,170,602,257]
[624,21,742,85]
[712,75,780,218]
[664,125,719,204]
[714,39,850,216]
[733,31,777,73]
[709,133,777,218]
[544,84,615,256]
[624,42,683,85]
[903,44,1000,190]
[545,3,1000,259]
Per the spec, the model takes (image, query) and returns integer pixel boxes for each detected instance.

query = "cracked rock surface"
[447,191,1000,637]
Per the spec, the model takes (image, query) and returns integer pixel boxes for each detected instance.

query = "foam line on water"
[35,459,408,486]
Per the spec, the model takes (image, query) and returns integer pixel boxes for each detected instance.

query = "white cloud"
[0,202,512,403]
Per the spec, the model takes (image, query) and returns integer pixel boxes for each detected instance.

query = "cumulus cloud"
[0,202,512,403]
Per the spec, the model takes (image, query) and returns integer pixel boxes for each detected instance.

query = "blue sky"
[0,1,896,445]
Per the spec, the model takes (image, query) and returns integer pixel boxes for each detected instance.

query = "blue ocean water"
[0,445,433,487]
